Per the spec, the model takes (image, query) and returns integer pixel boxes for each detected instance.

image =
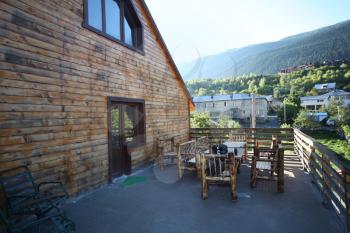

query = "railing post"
[343,167,350,232]
[309,146,316,184]
[320,152,330,207]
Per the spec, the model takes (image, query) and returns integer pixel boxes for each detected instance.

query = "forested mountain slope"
[180,20,350,80]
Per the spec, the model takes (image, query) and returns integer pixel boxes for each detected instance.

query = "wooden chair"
[250,144,284,192]
[228,134,247,161]
[200,153,239,202]
[177,140,198,178]
[254,135,279,161]
[156,137,177,170]
[195,136,209,153]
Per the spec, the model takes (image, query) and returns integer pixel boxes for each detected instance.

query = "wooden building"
[0,0,194,195]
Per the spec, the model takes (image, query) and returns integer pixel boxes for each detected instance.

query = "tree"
[259,77,266,88]
[196,88,209,96]
[190,112,211,128]
[293,110,320,129]
[277,101,300,124]
[325,98,350,126]
[217,115,241,128]
[273,87,281,98]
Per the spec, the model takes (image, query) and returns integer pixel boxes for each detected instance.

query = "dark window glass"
[105,0,121,39]
[85,0,142,50]
[124,17,133,46]
[87,0,102,30]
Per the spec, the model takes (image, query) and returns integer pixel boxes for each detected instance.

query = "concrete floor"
[64,155,344,233]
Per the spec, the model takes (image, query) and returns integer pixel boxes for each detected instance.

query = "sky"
[144,0,350,65]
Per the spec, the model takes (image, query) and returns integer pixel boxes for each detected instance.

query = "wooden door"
[108,97,145,181]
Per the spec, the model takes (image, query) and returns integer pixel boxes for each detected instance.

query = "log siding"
[0,0,192,195]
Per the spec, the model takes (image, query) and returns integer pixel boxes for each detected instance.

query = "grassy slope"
[304,130,350,160]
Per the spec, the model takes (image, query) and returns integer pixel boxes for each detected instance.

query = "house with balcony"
[300,89,350,112]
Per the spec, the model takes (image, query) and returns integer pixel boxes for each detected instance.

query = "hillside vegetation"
[180,20,350,80]
[186,64,350,98]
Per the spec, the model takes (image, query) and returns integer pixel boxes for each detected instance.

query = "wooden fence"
[190,128,294,154]
[294,128,350,231]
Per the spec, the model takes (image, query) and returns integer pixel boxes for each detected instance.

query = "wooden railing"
[294,128,350,231]
[190,128,294,154]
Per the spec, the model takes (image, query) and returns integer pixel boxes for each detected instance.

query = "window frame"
[83,0,144,54]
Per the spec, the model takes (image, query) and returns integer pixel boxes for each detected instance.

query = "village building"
[193,94,269,122]
[0,0,194,195]
[300,89,350,112]
[314,82,336,94]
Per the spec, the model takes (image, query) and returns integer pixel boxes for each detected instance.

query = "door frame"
[107,96,146,182]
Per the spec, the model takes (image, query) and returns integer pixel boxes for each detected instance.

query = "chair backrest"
[201,154,234,180]
[156,137,175,154]
[228,134,246,142]
[0,166,37,199]
[196,136,209,153]
[177,140,197,160]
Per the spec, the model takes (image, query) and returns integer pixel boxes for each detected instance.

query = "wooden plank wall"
[0,0,190,195]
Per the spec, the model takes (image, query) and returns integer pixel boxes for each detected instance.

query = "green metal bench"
[0,166,75,232]
[0,166,68,217]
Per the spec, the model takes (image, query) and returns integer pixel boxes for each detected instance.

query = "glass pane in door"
[111,106,120,138]
[124,104,138,143]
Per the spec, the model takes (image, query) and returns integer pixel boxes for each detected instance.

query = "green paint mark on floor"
[121,176,147,188]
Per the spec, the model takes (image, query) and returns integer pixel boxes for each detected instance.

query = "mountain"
[179,20,350,80]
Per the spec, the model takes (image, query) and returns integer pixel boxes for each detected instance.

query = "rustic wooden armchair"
[255,135,278,149]
[156,137,177,170]
[250,144,284,192]
[195,136,210,153]
[177,140,199,178]
[200,153,239,202]
[227,134,248,161]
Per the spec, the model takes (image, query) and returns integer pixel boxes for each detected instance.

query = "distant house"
[314,83,336,94]
[300,90,350,112]
[193,94,269,121]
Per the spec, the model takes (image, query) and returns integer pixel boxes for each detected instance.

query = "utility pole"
[252,94,256,128]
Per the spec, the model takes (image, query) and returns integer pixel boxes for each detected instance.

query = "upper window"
[84,0,143,51]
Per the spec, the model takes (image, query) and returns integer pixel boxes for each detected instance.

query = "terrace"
[62,128,348,233]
